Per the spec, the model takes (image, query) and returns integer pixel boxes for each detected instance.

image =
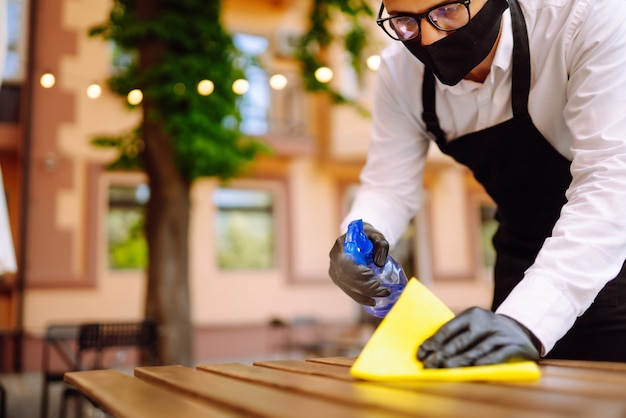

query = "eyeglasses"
[376,0,472,41]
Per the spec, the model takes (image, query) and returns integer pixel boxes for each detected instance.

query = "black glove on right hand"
[417,307,541,368]
[328,223,391,306]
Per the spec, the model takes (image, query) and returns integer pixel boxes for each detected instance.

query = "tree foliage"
[89,0,269,365]
[87,0,373,364]
[89,0,267,181]
[296,0,374,109]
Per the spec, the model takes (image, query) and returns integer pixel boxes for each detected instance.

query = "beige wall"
[188,173,358,326]
[22,0,492,339]
[23,0,361,334]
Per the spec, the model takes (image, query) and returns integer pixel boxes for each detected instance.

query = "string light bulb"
[314,67,333,83]
[366,55,381,71]
[269,74,288,90]
[127,89,143,105]
[86,83,102,99]
[197,79,214,96]
[232,79,249,95]
[40,72,56,88]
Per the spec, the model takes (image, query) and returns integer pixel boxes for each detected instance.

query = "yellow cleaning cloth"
[350,278,541,382]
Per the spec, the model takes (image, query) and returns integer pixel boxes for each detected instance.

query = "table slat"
[255,359,354,380]
[540,359,626,373]
[135,365,406,418]
[64,370,245,418]
[506,375,626,401]
[267,358,626,402]
[200,362,590,418]
[540,364,626,385]
[306,356,355,367]
[64,357,626,418]
[250,360,626,417]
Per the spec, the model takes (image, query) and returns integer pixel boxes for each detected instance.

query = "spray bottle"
[344,219,408,318]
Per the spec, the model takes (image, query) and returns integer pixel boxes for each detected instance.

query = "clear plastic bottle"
[344,219,408,318]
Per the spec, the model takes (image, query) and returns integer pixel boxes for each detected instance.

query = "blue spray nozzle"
[344,219,374,266]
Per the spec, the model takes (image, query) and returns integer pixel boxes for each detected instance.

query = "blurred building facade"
[0,0,494,371]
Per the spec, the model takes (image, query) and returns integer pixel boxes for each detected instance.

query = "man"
[329,0,626,367]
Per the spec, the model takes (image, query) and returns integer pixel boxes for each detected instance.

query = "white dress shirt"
[343,0,626,353]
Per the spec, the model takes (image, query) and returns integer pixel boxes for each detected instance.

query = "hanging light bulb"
[314,67,333,83]
[269,74,288,90]
[40,72,56,88]
[366,55,381,71]
[232,79,249,95]
[86,83,102,99]
[127,89,143,105]
[197,79,214,96]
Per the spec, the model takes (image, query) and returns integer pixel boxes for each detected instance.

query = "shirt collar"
[491,8,513,77]
[441,8,513,93]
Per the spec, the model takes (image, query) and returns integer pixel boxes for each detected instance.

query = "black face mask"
[403,0,509,86]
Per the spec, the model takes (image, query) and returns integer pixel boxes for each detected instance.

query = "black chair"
[40,324,80,418]
[40,319,158,418]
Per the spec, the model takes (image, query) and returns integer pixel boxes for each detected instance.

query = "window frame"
[3,0,29,82]
[228,30,314,154]
[99,171,148,278]
[212,178,289,276]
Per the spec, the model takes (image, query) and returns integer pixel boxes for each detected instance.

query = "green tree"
[90,0,373,366]
[90,0,266,365]
[296,0,374,112]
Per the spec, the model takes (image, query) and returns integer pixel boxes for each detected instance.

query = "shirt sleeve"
[496,0,626,353]
[341,45,431,247]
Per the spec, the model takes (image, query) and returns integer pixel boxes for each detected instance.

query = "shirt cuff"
[495,276,578,354]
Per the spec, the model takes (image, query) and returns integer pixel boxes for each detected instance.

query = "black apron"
[421,0,626,361]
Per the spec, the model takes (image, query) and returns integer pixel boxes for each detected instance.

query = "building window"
[233,33,310,141]
[3,0,27,82]
[109,41,135,74]
[233,33,270,136]
[213,187,275,270]
[0,0,27,122]
[107,184,149,270]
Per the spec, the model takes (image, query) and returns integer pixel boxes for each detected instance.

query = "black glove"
[328,223,390,306]
[417,307,541,368]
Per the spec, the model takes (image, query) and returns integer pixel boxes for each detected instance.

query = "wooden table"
[64,357,626,418]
